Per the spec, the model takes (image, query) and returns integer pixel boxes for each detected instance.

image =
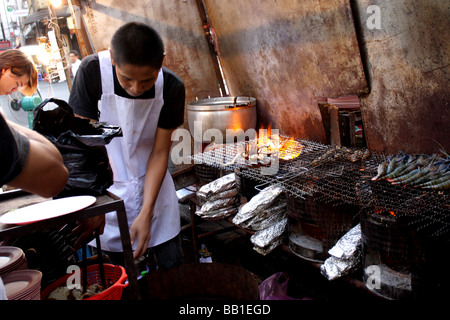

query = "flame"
[254,124,302,160]
[279,138,303,160]
[257,123,272,146]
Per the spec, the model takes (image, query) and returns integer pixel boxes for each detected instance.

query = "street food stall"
[0,0,448,302]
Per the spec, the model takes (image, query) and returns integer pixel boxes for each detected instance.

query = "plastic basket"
[41,264,128,300]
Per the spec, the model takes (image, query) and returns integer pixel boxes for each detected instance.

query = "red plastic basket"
[41,264,128,300]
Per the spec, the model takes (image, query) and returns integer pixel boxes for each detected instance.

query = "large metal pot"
[187,96,257,143]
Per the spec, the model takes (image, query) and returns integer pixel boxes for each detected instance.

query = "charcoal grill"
[287,193,359,262]
[192,138,371,201]
[191,137,449,299]
[192,138,449,238]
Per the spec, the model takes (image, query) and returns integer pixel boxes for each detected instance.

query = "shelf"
[0,190,140,300]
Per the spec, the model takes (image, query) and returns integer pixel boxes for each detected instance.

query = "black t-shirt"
[0,115,30,186]
[68,53,185,129]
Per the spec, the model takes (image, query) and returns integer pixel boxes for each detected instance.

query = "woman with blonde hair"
[0,49,38,96]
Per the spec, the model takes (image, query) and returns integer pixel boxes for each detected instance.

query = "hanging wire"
[42,15,71,88]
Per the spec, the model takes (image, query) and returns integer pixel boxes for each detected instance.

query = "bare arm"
[6,120,69,198]
[130,127,175,259]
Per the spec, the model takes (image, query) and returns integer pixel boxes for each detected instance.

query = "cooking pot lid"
[187,96,256,111]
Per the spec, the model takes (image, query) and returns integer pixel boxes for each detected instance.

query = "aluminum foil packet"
[240,202,287,231]
[232,185,283,226]
[250,217,287,250]
[196,205,238,220]
[253,238,282,256]
[321,257,355,281]
[197,173,236,200]
[247,198,286,222]
[328,223,361,259]
[250,209,287,231]
[320,224,361,281]
[205,188,237,202]
[197,197,237,213]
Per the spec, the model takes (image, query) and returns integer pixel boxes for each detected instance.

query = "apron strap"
[155,68,164,101]
[98,50,114,95]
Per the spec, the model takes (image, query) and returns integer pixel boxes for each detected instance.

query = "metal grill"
[191,138,449,238]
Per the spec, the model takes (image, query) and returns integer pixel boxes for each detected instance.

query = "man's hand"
[72,215,106,251]
[130,211,153,259]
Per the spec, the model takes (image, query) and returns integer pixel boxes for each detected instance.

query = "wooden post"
[67,0,94,58]
[48,3,72,91]
[328,104,341,146]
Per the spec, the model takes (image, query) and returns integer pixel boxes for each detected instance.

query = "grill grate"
[191,139,449,238]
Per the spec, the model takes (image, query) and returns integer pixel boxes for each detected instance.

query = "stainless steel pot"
[187,96,257,143]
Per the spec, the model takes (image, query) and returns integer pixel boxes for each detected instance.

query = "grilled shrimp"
[420,174,450,190]
[372,161,388,180]
[386,163,419,182]
[394,168,426,185]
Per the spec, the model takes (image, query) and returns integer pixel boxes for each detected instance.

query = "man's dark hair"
[110,22,165,69]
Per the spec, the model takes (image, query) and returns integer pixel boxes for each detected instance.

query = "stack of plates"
[0,246,27,276]
[1,270,42,300]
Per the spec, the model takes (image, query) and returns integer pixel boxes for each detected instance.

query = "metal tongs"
[80,228,106,293]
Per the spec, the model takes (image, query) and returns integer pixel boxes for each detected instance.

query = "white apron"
[94,50,180,252]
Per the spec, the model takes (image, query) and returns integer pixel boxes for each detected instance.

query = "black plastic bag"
[33,98,122,198]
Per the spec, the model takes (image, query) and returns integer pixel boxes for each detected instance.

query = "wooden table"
[0,190,140,300]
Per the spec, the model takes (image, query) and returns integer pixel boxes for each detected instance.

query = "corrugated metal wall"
[80,0,449,154]
[354,0,449,154]
[203,0,367,142]
[79,0,221,128]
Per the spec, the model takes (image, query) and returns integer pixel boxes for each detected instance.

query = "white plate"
[0,196,96,225]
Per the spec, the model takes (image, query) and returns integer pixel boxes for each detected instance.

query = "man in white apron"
[69,22,185,269]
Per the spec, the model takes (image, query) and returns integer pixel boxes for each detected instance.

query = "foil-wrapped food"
[197,173,236,200]
[233,185,287,255]
[232,185,283,226]
[254,239,283,256]
[196,197,237,213]
[195,205,238,221]
[204,188,237,202]
[320,224,361,280]
[238,200,286,231]
[195,173,238,220]
[251,218,288,255]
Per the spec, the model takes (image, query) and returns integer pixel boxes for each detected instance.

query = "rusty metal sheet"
[356,0,449,154]
[204,0,368,142]
[78,0,221,114]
